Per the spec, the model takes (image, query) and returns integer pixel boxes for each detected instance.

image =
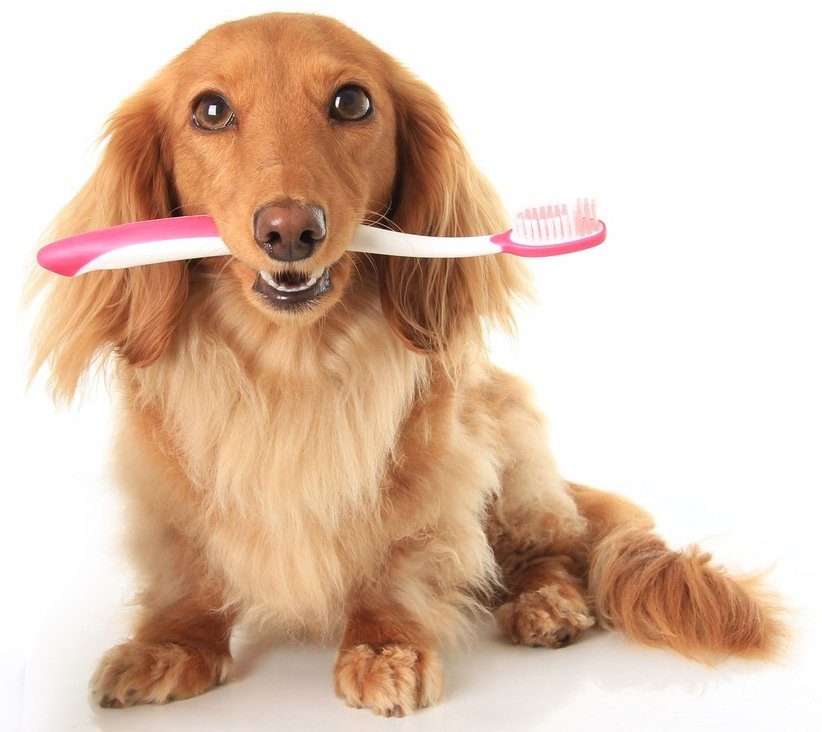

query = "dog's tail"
[570,484,785,661]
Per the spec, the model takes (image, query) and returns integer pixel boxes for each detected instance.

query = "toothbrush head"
[490,198,606,257]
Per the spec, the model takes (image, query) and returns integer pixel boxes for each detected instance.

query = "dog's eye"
[192,93,235,131]
[330,85,372,122]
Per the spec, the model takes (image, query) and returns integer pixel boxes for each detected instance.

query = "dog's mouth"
[252,266,332,309]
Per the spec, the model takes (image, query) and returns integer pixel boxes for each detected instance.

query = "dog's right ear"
[29,83,188,402]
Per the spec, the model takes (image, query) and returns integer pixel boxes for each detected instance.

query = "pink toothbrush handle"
[37,216,219,277]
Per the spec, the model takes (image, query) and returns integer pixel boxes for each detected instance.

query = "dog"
[30,13,782,716]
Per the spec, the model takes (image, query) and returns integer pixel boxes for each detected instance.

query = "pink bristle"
[560,204,570,239]
[511,198,600,244]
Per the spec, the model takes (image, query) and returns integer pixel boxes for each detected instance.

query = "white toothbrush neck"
[349,226,501,257]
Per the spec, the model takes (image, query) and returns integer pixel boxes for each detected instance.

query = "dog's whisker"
[357,208,404,234]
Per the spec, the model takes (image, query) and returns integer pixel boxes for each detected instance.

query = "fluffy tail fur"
[571,484,785,661]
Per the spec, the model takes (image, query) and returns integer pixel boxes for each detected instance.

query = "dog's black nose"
[253,200,326,261]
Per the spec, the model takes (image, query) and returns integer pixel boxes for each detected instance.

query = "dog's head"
[33,14,528,398]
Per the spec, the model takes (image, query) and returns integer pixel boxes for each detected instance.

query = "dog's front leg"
[333,590,443,717]
[91,593,234,708]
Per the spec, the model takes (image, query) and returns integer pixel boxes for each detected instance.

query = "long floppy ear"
[376,70,531,368]
[29,84,188,402]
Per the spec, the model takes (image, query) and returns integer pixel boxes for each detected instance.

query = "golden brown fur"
[30,13,782,716]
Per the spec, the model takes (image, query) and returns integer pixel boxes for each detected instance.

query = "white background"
[3,1,821,730]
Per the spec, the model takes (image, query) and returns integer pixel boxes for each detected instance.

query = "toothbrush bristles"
[512,198,600,243]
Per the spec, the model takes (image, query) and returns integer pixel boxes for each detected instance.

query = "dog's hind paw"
[333,643,442,717]
[496,585,595,648]
[91,640,232,708]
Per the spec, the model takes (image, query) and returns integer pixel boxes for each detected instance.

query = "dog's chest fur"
[120,292,434,632]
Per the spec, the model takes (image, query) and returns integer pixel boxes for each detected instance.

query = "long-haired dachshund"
[31,13,781,716]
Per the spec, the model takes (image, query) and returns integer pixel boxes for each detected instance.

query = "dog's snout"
[253,200,326,262]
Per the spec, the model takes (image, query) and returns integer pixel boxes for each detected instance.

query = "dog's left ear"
[375,70,531,367]
[30,82,189,402]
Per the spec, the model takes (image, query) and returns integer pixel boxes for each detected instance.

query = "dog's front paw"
[91,640,232,708]
[496,585,595,648]
[333,643,442,717]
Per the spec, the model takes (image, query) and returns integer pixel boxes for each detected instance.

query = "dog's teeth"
[258,268,328,295]
[259,272,318,292]
[282,277,316,291]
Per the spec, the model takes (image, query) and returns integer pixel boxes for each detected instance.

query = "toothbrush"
[37,199,606,277]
